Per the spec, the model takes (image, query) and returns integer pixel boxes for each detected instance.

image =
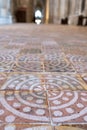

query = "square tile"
[0,90,50,124]
[11,61,43,72]
[44,73,87,91]
[44,59,75,72]
[48,91,87,125]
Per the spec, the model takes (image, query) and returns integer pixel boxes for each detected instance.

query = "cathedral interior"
[0,0,87,130]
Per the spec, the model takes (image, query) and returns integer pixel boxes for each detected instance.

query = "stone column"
[45,0,49,24]
[82,0,87,25]
[53,0,60,24]
[49,0,54,23]
[68,0,78,25]
[83,0,87,16]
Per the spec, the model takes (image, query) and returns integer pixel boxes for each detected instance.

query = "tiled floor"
[0,24,87,129]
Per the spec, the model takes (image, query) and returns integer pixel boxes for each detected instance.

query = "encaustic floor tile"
[18,54,43,62]
[44,73,87,91]
[67,54,87,73]
[0,124,53,130]
[0,73,46,91]
[0,90,50,124]
[55,125,87,130]
[44,59,75,72]
[10,61,44,72]
[47,90,87,125]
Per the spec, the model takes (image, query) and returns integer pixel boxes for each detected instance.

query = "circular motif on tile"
[66,108,74,114]
[0,109,4,115]
[17,61,42,72]
[48,91,87,123]
[5,125,16,130]
[83,115,87,121]
[23,107,31,112]
[77,103,84,108]
[5,115,15,123]
[0,54,14,67]
[36,109,45,115]
[36,99,44,104]
[13,102,21,108]
[53,111,63,116]
[45,74,84,91]
[45,59,74,72]
[53,100,61,105]
[0,74,49,122]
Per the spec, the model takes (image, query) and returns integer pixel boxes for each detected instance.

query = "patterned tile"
[48,91,87,125]
[0,90,49,124]
[44,59,75,72]
[67,54,87,73]
[18,54,43,62]
[11,62,43,72]
[44,73,87,91]
[0,73,45,91]
[0,124,53,130]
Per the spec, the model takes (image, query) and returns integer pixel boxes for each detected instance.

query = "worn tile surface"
[0,24,87,129]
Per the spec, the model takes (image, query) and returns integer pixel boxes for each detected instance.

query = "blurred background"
[0,0,87,25]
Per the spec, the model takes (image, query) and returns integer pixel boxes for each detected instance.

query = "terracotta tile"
[48,91,87,125]
[44,73,87,91]
[11,62,43,72]
[0,73,46,91]
[55,125,87,130]
[0,124,53,130]
[0,90,50,124]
